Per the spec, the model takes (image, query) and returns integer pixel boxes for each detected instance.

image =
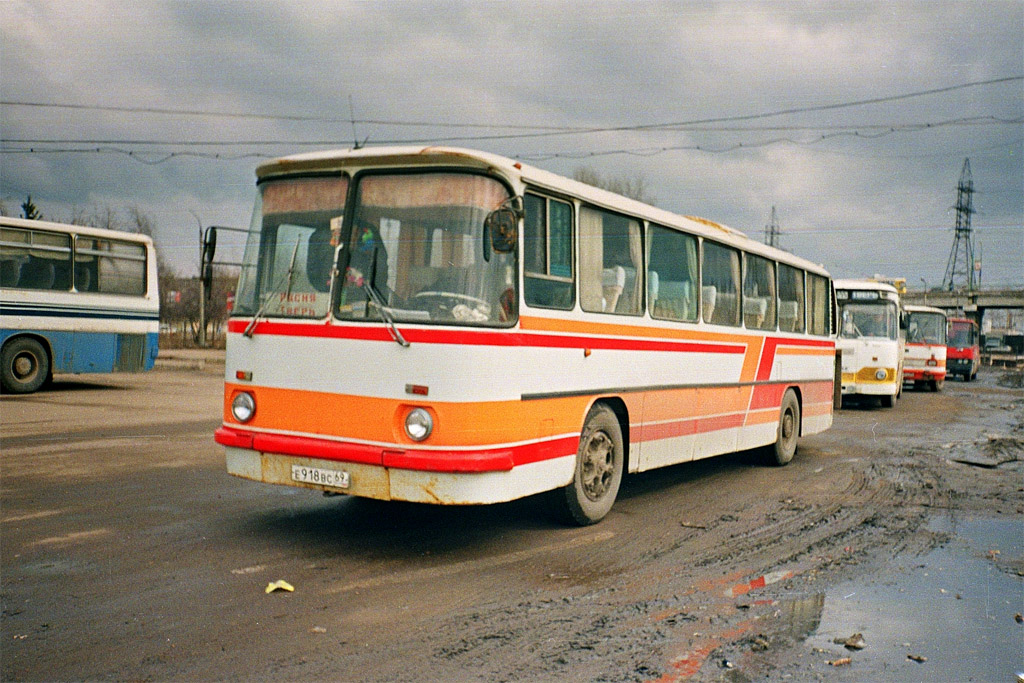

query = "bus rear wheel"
[1,337,50,394]
[767,389,800,466]
[556,404,624,526]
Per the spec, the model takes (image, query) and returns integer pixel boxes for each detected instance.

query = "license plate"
[291,464,350,489]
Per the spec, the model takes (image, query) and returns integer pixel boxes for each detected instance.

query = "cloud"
[1,0,1020,286]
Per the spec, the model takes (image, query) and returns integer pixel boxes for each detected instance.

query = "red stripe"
[697,412,746,434]
[756,336,835,381]
[749,383,788,410]
[634,411,746,443]
[227,319,744,355]
[216,425,578,473]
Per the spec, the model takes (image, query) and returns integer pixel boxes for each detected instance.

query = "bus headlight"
[404,408,433,441]
[231,392,256,423]
[875,369,887,380]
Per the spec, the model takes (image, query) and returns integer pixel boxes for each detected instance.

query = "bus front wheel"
[767,389,800,466]
[1,337,50,394]
[556,404,624,526]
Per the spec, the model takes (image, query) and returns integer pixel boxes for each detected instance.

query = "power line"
[2,74,1019,138]
[3,115,1020,148]
[4,116,1020,167]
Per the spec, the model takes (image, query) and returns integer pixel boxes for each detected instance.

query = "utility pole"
[764,205,781,248]
[941,158,977,292]
[198,222,207,347]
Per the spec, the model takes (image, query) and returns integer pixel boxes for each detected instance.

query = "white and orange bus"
[214,147,836,524]
[903,304,947,391]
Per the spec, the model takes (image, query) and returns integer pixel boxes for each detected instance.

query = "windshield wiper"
[361,247,409,347]
[243,239,300,338]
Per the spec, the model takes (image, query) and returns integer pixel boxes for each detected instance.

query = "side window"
[701,241,740,326]
[0,227,71,291]
[579,206,643,315]
[75,236,147,296]
[743,253,776,330]
[807,273,829,336]
[523,193,574,310]
[647,224,698,322]
[778,264,805,332]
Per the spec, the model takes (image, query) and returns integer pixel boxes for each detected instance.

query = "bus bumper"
[902,369,947,382]
[223,445,575,505]
[841,381,899,396]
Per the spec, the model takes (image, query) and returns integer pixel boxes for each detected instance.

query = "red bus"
[947,317,980,381]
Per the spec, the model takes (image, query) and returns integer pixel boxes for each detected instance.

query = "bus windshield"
[336,172,515,326]
[948,321,976,347]
[907,312,946,344]
[234,175,350,319]
[839,301,898,340]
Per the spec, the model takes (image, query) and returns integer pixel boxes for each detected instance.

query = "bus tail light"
[231,392,256,423]
[404,408,434,441]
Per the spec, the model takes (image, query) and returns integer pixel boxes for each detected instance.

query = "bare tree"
[573,167,656,205]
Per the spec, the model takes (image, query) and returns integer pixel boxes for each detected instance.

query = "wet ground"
[724,514,1023,682]
[1,360,1022,681]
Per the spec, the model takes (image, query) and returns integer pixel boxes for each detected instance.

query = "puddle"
[798,515,1024,681]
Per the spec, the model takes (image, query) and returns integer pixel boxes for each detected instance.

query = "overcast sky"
[2,1,1022,290]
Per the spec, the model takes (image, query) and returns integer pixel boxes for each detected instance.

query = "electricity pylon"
[941,158,978,292]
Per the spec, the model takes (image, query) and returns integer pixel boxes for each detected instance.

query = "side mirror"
[202,227,217,297]
[485,207,518,253]
[203,226,217,264]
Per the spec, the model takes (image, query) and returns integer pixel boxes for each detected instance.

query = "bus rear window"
[75,237,147,296]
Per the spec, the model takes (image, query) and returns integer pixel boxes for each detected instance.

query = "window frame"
[777,263,806,333]
[700,239,742,327]
[523,191,575,311]
[741,252,777,331]
[647,222,699,323]
[805,271,830,336]
[578,204,645,317]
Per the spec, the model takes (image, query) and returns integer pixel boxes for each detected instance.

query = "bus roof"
[903,304,947,315]
[256,145,830,277]
[0,216,155,246]
[833,278,900,294]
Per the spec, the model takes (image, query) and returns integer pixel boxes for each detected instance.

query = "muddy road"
[2,362,1021,681]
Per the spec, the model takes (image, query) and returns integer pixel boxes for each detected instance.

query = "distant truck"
[946,317,980,381]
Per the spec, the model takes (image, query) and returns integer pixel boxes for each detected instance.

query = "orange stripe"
[740,337,763,382]
[225,383,589,447]
[776,346,835,356]
[520,315,754,346]
[225,380,832,449]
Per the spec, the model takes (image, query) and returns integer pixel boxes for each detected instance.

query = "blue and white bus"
[0,217,160,393]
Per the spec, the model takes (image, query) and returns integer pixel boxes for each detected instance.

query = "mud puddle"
[754,514,1024,681]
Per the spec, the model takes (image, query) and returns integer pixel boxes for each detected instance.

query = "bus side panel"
[71,330,117,373]
[1,329,159,374]
[114,332,159,371]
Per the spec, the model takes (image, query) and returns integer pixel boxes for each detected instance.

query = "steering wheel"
[409,291,491,321]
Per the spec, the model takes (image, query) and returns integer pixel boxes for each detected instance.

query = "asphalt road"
[2,361,1021,681]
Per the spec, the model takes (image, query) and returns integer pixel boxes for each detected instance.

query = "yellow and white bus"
[903,304,947,391]
[214,146,836,524]
[834,279,903,407]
